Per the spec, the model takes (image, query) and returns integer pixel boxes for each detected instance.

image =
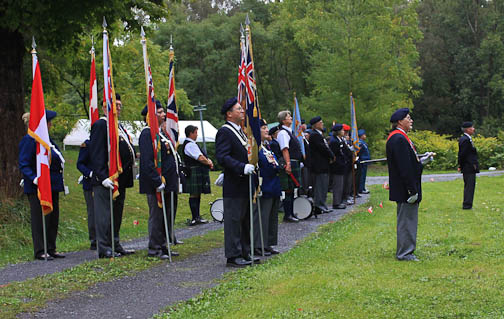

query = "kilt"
[279,160,302,191]
[183,166,211,194]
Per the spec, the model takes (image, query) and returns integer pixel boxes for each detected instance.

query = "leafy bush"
[370,130,504,170]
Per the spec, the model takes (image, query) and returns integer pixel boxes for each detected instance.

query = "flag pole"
[257,182,265,256]
[32,37,49,262]
[249,174,254,266]
[161,190,172,262]
[170,191,175,245]
[103,17,115,259]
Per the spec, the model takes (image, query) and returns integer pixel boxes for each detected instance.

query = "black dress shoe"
[283,216,299,223]
[99,251,121,259]
[226,257,252,268]
[170,239,184,245]
[90,243,97,251]
[49,252,65,258]
[35,253,54,261]
[332,204,346,209]
[322,208,332,214]
[265,247,280,255]
[243,255,261,264]
[162,248,180,257]
[196,217,209,224]
[115,247,135,255]
[397,254,420,262]
[360,189,370,194]
[254,248,271,256]
[355,194,362,198]
[189,219,198,226]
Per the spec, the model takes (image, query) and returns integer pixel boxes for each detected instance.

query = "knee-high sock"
[283,193,294,218]
[189,197,200,220]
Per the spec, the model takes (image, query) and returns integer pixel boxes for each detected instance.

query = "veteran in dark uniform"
[90,93,134,258]
[329,124,347,209]
[253,119,281,256]
[19,110,66,260]
[276,110,303,222]
[215,97,255,268]
[139,101,178,259]
[386,108,434,262]
[182,125,211,226]
[308,116,334,214]
[77,139,96,250]
[357,129,371,194]
[458,121,479,210]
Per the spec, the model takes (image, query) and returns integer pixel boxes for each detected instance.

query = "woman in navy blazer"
[19,110,65,260]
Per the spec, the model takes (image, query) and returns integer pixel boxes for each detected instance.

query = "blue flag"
[350,94,360,152]
[292,96,306,157]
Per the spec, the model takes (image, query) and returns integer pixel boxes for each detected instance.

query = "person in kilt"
[182,125,211,226]
[276,110,303,222]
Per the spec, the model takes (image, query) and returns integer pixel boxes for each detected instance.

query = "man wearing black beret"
[215,97,256,267]
[308,116,335,214]
[386,108,434,262]
[458,121,479,209]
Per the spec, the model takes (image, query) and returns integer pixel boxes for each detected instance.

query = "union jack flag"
[237,30,246,104]
[165,45,179,145]
[350,93,360,153]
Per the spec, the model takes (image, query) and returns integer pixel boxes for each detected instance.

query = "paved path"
[15,195,369,319]
[366,170,504,185]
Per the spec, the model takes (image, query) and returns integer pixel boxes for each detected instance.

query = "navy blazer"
[160,133,179,192]
[215,122,250,198]
[19,134,64,194]
[76,139,92,191]
[89,118,109,186]
[139,127,163,194]
[358,140,371,161]
[458,134,479,174]
[118,124,136,189]
[386,132,423,203]
[258,145,281,198]
[309,130,334,174]
[329,136,346,175]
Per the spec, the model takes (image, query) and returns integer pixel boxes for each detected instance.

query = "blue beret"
[141,100,164,116]
[309,116,322,126]
[462,121,473,128]
[260,119,267,127]
[301,119,306,125]
[390,108,410,122]
[46,110,57,122]
[221,97,238,115]
[115,93,121,101]
[332,124,343,132]
[268,126,279,136]
[358,129,366,136]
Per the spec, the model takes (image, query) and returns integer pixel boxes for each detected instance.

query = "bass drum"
[293,196,313,220]
[210,198,224,223]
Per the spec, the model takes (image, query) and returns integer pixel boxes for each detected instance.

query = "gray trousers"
[463,173,476,209]
[223,197,250,259]
[28,192,60,257]
[253,196,279,249]
[83,190,96,246]
[330,174,344,206]
[343,170,353,199]
[93,185,112,254]
[396,202,418,259]
[112,187,126,248]
[313,173,329,210]
[147,193,167,255]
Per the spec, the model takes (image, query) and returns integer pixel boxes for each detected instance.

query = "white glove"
[156,183,165,192]
[89,171,93,178]
[77,175,84,184]
[20,179,24,187]
[33,177,39,185]
[407,193,418,204]
[214,173,224,187]
[420,152,434,165]
[244,164,255,175]
[102,178,114,190]
[300,162,304,169]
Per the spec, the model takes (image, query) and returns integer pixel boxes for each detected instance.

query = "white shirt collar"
[282,125,292,132]
[315,129,323,135]
[397,127,407,135]
[464,132,472,140]
[228,121,242,131]
[186,136,197,143]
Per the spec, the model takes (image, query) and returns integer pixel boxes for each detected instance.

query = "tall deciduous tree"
[0,0,165,198]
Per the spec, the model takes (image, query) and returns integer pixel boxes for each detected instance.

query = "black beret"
[462,121,473,128]
[268,126,279,136]
[221,97,238,115]
[332,123,343,132]
[301,119,305,125]
[141,100,164,116]
[115,93,121,101]
[309,116,322,126]
[46,110,57,122]
[260,119,267,127]
[390,108,410,122]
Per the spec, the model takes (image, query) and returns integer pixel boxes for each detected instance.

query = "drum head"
[294,196,312,220]
[210,198,224,222]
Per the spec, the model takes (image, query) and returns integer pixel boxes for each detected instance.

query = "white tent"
[63,119,218,149]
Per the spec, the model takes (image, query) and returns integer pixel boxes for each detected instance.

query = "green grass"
[366,163,485,177]
[0,148,222,267]
[156,175,504,318]
[0,229,224,319]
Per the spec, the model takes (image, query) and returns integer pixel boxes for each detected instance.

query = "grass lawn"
[157,175,504,318]
[366,163,462,177]
[0,148,222,267]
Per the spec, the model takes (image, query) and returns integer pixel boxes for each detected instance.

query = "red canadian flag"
[89,46,99,125]
[28,47,53,215]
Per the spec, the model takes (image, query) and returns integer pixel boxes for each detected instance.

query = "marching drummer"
[253,119,281,256]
